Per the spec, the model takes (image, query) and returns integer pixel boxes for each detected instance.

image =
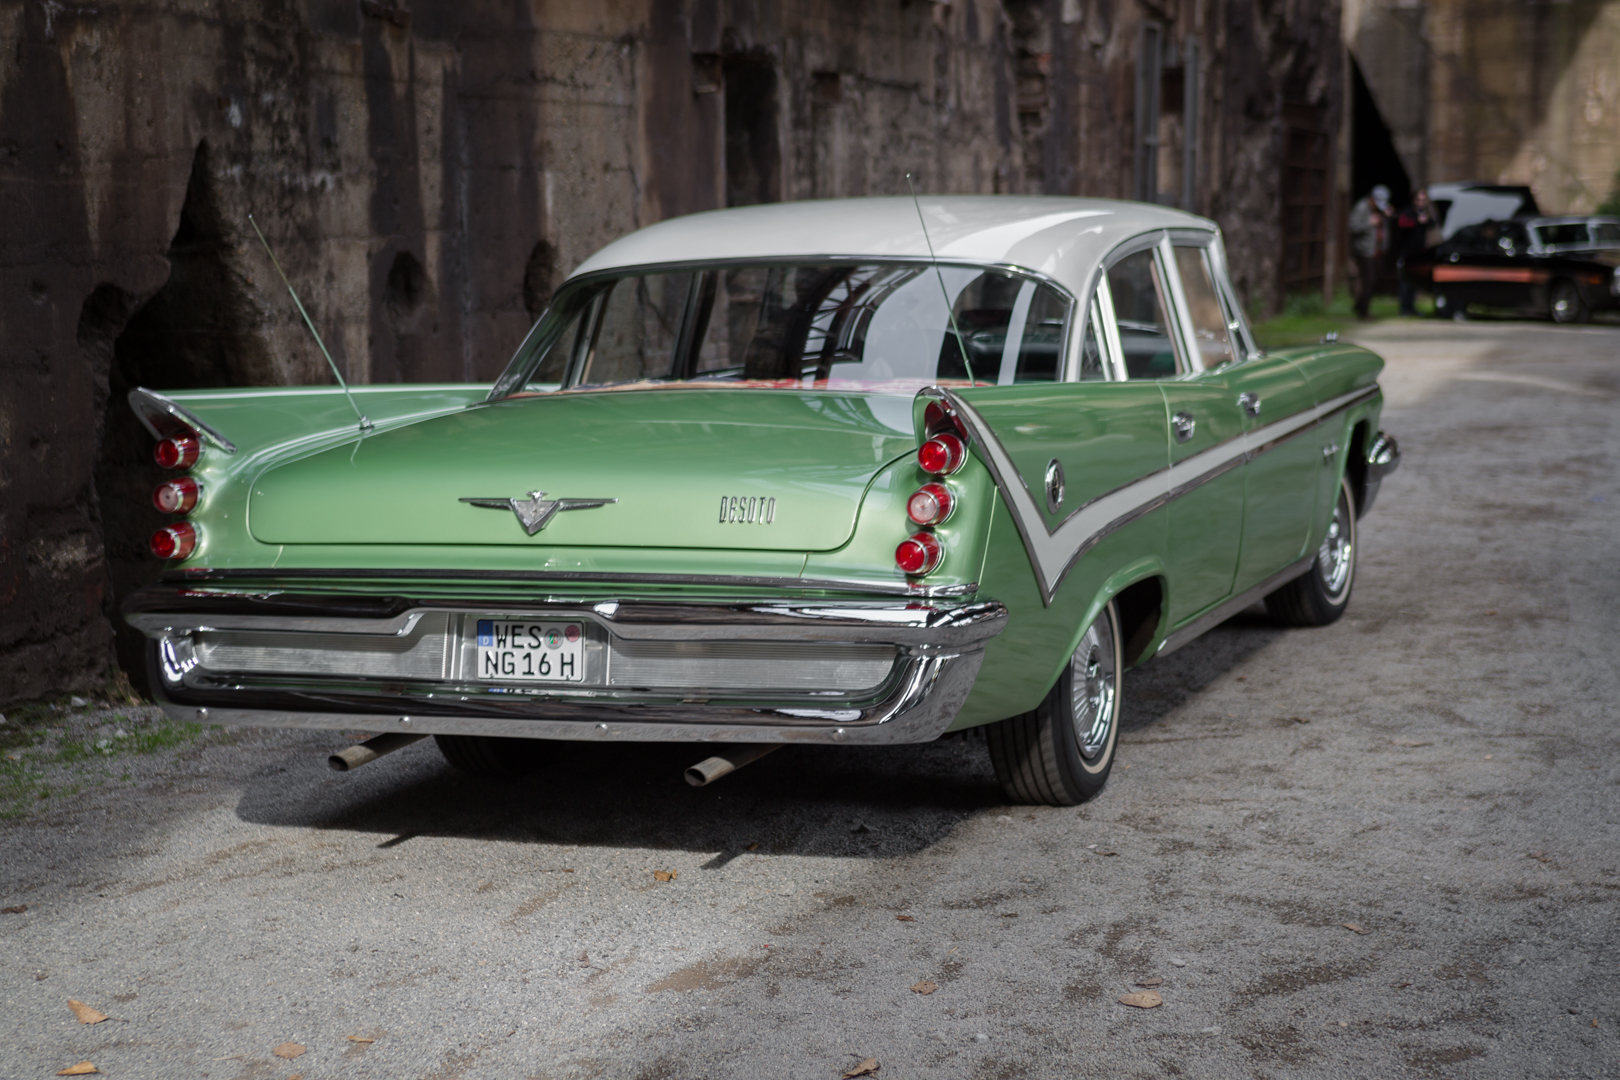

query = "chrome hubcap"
[1071,614,1118,761]
[1318,490,1354,599]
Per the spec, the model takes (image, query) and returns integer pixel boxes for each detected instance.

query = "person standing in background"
[1393,189,1435,316]
[1349,184,1392,319]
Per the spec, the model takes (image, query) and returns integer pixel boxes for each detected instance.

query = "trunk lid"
[248,388,918,552]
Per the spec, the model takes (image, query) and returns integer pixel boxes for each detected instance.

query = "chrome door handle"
[1238,392,1261,418]
[1321,441,1339,463]
[1172,412,1196,443]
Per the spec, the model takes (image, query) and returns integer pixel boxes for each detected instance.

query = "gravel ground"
[1,319,1616,1080]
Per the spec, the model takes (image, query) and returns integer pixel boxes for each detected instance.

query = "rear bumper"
[126,587,1007,745]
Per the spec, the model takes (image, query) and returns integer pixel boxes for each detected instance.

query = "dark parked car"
[1404,217,1620,323]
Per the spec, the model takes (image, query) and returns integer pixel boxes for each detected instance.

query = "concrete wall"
[1347,0,1620,211]
[0,0,1340,706]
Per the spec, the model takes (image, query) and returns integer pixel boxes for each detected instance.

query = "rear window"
[493,262,1073,396]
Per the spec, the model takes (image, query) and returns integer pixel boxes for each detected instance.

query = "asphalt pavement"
[1,318,1617,1080]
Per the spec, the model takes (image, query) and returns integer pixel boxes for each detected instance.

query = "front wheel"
[986,601,1122,806]
[1550,279,1589,324]
[1265,476,1357,627]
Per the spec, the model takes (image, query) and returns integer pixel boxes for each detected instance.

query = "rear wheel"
[986,601,1122,806]
[1434,290,1465,320]
[433,734,554,777]
[1265,477,1357,627]
[1550,279,1589,324]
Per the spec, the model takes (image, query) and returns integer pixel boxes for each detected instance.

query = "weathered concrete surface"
[1347,0,1620,209]
[0,0,1343,708]
[0,319,1615,1078]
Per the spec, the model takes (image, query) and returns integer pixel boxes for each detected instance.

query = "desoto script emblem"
[720,496,776,525]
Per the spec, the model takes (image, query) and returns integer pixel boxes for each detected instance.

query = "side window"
[1172,246,1236,369]
[1106,249,1183,380]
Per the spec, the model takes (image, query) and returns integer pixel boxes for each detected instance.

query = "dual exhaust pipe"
[329,731,779,786]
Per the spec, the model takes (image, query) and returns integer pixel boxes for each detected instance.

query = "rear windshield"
[491,261,1073,397]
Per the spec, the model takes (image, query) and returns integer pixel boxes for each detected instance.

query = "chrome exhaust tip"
[684,744,780,787]
[329,732,427,772]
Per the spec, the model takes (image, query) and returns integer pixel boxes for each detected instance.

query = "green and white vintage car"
[124,196,1399,804]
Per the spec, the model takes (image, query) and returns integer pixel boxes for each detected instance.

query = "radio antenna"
[906,173,975,385]
[248,215,371,432]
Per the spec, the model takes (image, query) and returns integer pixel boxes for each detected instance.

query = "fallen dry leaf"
[911,980,937,995]
[1119,990,1163,1009]
[1,903,25,913]
[561,867,575,873]
[999,912,1019,918]
[1484,754,1493,760]
[56,1063,99,1076]
[287,1075,303,1080]
[347,1036,375,1044]
[1343,923,1370,935]
[653,869,677,882]
[1394,982,1412,989]
[1391,739,1432,748]
[578,950,589,964]
[746,842,760,851]
[843,1058,880,1078]
[1527,851,1552,863]
[67,1000,107,1024]
[1135,977,1163,988]
[895,915,914,922]
[1290,716,1310,724]
[1097,851,1119,857]
[272,1043,306,1060]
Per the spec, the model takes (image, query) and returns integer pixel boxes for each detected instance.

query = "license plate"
[474,620,585,682]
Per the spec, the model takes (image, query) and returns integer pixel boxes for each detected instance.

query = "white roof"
[570,196,1214,297]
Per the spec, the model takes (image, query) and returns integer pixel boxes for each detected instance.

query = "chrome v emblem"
[459,491,617,536]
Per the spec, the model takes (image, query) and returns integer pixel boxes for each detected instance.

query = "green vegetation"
[1250,288,1426,349]
[0,698,218,819]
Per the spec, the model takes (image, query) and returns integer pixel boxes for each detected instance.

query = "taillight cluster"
[895,402,968,576]
[150,434,202,560]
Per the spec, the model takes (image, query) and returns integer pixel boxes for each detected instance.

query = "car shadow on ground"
[228,607,1289,859]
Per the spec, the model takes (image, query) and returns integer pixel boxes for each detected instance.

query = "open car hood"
[248,388,919,551]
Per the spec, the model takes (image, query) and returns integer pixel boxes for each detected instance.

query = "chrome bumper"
[1359,431,1401,516]
[125,588,1008,745]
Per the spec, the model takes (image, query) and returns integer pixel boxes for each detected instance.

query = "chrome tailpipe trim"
[684,744,781,786]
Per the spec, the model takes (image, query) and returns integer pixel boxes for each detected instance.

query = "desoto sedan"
[123,196,1399,805]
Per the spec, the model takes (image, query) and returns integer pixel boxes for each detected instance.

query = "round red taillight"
[906,482,954,526]
[923,400,965,439]
[150,522,198,560]
[895,531,944,575]
[152,477,200,514]
[154,436,200,469]
[917,433,966,476]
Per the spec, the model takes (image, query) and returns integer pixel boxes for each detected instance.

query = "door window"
[1172,246,1236,369]
[1106,249,1184,380]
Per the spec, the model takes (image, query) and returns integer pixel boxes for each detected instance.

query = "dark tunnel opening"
[90,140,268,692]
